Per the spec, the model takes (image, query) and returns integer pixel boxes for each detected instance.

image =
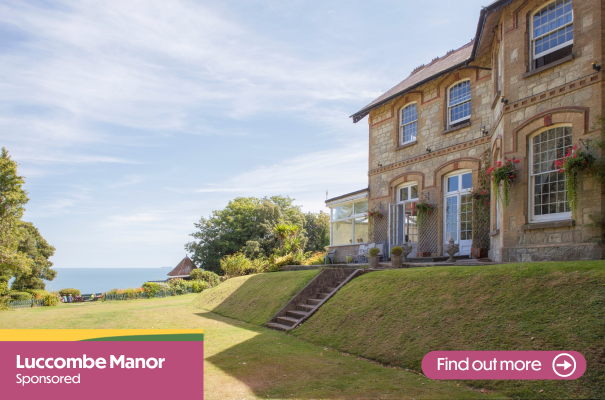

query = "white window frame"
[397,182,419,204]
[530,0,573,68]
[399,102,418,145]
[528,124,573,222]
[329,199,369,246]
[447,80,471,126]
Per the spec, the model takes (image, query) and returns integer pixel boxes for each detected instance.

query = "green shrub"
[25,289,49,300]
[390,246,403,256]
[368,247,380,257]
[303,251,326,265]
[59,288,81,297]
[9,291,32,301]
[220,253,262,277]
[187,280,208,293]
[142,282,161,298]
[270,252,299,271]
[168,279,188,295]
[43,292,60,306]
[189,269,221,287]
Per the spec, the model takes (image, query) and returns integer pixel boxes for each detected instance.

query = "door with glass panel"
[443,172,473,256]
[389,184,418,254]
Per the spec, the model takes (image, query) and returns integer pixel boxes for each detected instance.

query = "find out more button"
[422,351,586,380]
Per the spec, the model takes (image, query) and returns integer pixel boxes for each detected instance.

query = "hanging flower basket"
[411,200,438,228]
[554,145,596,216]
[488,159,519,208]
[470,189,490,203]
[367,209,384,221]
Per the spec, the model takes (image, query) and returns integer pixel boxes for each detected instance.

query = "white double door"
[444,191,473,256]
[389,202,418,254]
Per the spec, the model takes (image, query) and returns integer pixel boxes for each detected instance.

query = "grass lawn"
[293,261,605,399]
[0,294,499,399]
[191,269,320,325]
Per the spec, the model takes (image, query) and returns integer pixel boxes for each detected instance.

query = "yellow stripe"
[0,329,203,341]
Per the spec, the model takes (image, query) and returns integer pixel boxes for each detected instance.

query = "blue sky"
[2,0,486,268]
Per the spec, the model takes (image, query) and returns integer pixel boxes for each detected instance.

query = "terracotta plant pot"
[391,255,403,268]
[471,248,488,259]
[368,256,380,268]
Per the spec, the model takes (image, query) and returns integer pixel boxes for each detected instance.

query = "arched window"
[448,80,471,127]
[530,126,572,221]
[531,0,573,70]
[400,103,417,144]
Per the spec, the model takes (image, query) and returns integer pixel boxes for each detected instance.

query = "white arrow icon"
[552,353,576,377]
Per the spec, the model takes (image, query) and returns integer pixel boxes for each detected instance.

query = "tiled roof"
[351,41,474,122]
[167,255,197,276]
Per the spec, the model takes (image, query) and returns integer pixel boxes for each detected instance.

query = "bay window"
[330,199,369,245]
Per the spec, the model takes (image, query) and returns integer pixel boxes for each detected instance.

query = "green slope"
[190,269,320,326]
[292,261,605,399]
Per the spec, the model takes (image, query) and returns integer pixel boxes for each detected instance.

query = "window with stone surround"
[447,80,471,127]
[529,126,572,222]
[399,103,418,145]
[531,0,573,70]
[329,199,369,245]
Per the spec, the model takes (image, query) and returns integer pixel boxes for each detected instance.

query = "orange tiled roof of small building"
[167,255,197,276]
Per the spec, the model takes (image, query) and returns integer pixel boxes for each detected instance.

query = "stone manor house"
[326,0,604,262]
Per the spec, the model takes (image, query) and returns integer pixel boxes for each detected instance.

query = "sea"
[38,268,173,294]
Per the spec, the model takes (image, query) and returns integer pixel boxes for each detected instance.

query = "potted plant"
[555,145,596,217]
[390,246,403,268]
[368,247,380,268]
[346,255,353,263]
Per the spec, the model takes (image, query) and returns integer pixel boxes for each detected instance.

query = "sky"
[2,0,486,268]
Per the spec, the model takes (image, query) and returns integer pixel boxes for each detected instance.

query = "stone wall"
[486,0,604,261]
[326,244,362,263]
[363,0,604,262]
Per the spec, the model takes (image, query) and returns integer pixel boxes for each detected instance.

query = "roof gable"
[351,42,474,122]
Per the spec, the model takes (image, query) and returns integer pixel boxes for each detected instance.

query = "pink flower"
[573,154,577,158]
[514,159,520,163]
[488,201,491,205]
[573,145,578,150]
[497,161,502,166]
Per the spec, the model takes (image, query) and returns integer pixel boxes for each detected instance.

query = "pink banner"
[0,341,203,398]
[422,351,585,380]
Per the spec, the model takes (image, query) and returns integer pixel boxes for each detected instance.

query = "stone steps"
[266,322,292,331]
[266,269,364,332]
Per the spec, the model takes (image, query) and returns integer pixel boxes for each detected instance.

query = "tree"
[11,222,56,290]
[186,197,277,274]
[0,148,31,287]
[186,196,314,274]
[304,211,330,252]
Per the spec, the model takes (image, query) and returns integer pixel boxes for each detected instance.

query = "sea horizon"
[40,268,174,294]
